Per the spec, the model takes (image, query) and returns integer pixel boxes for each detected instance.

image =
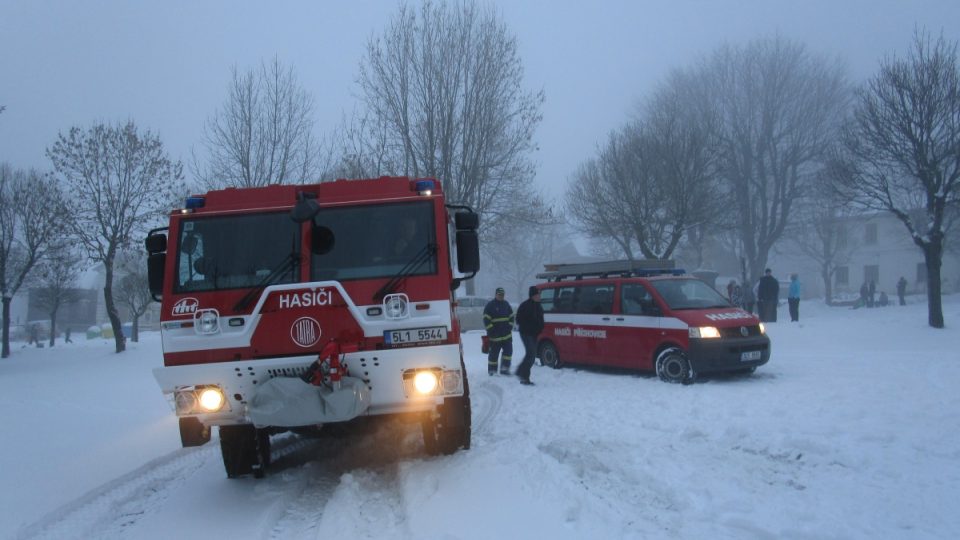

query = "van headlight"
[759,322,766,335]
[689,326,722,339]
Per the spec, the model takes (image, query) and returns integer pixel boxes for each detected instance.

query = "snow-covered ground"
[2,295,959,539]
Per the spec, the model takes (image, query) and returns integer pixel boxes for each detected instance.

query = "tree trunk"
[1,296,10,358]
[923,242,944,328]
[103,259,126,353]
[821,265,833,306]
[132,315,140,343]
[49,308,58,347]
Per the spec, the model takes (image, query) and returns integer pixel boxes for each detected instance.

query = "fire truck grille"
[720,325,763,339]
[266,366,310,378]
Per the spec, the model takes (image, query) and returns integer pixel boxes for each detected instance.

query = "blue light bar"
[185,196,205,209]
[414,180,434,195]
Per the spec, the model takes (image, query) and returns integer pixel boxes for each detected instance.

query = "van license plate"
[741,350,761,361]
[385,327,447,345]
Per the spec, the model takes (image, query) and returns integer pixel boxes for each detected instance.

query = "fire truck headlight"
[198,387,226,412]
[195,309,220,335]
[413,371,439,395]
[689,326,721,339]
[759,322,766,335]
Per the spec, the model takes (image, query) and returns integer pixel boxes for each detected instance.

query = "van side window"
[575,284,614,314]
[551,286,578,313]
[539,288,556,313]
[621,283,658,316]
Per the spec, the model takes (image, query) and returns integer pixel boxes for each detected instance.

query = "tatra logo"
[290,317,322,348]
[705,311,753,321]
[172,297,199,317]
[278,289,333,309]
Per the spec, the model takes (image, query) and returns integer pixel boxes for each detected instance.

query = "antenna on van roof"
[536,260,685,282]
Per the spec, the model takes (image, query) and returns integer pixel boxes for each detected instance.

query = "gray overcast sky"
[2,0,960,200]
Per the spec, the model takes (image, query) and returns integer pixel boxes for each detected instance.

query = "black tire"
[179,417,210,448]
[538,341,561,369]
[220,424,270,478]
[655,348,693,384]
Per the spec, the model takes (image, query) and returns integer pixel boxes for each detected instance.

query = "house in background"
[768,212,959,302]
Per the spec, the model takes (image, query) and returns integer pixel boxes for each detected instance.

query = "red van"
[534,261,770,383]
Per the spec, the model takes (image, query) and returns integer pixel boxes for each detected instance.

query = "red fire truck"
[144,177,479,478]
[533,260,770,384]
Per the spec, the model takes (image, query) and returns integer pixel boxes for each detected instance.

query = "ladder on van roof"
[536,260,686,281]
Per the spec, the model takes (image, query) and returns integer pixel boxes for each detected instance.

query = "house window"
[916,262,927,283]
[865,223,877,245]
[835,266,849,286]
[864,265,879,285]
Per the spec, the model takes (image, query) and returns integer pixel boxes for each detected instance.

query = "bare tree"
[194,57,326,189]
[1,164,65,358]
[689,36,850,284]
[47,121,185,353]
[487,208,562,298]
[565,83,721,262]
[114,249,152,343]
[32,245,82,347]
[833,30,960,328]
[565,157,637,260]
[785,173,858,305]
[354,0,544,241]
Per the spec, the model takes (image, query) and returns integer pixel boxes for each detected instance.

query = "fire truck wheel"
[538,341,561,369]
[656,348,693,384]
[220,424,261,479]
[422,397,471,456]
[179,417,211,448]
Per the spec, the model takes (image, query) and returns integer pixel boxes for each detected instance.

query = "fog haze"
[2,0,959,196]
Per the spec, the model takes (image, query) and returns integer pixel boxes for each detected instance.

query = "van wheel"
[656,348,693,384]
[538,341,561,369]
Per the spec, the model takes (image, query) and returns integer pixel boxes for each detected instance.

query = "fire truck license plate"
[741,350,762,361]
[384,327,447,345]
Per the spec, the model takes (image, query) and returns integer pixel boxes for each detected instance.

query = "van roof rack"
[536,260,685,281]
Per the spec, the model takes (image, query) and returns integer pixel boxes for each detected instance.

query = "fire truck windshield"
[650,279,732,310]
[175,212,301,293]
[311,200,437,281]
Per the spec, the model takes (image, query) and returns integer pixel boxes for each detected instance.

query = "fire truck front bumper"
[687,336,771,374]
[247,376,370,427]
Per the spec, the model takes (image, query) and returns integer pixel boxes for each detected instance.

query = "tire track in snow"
[16,434,317,540]
[19,382,502,539]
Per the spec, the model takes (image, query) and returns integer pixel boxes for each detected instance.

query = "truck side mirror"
[456,230,480,273]
[148,253,166,301]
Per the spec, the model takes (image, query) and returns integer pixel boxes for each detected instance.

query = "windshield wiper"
[374,243,438,301]
[233,252,299,312]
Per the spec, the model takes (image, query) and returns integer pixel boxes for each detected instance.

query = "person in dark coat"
[897,277,907,306]
[515,286,544,386]
[859,281,869,309]
[757,269,779,322]
[483,287,515,375]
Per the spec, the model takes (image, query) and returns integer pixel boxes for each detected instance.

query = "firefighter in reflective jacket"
[484,287,515,375]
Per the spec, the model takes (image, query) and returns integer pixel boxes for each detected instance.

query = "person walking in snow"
[483,287,515,376]
[867,280,876,308]
[757,269,779,322]
[515,286,544,386]
[788,273,801,322]
[897,276,907,306]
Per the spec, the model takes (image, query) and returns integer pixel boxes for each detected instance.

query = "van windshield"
[649,279,731,310]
